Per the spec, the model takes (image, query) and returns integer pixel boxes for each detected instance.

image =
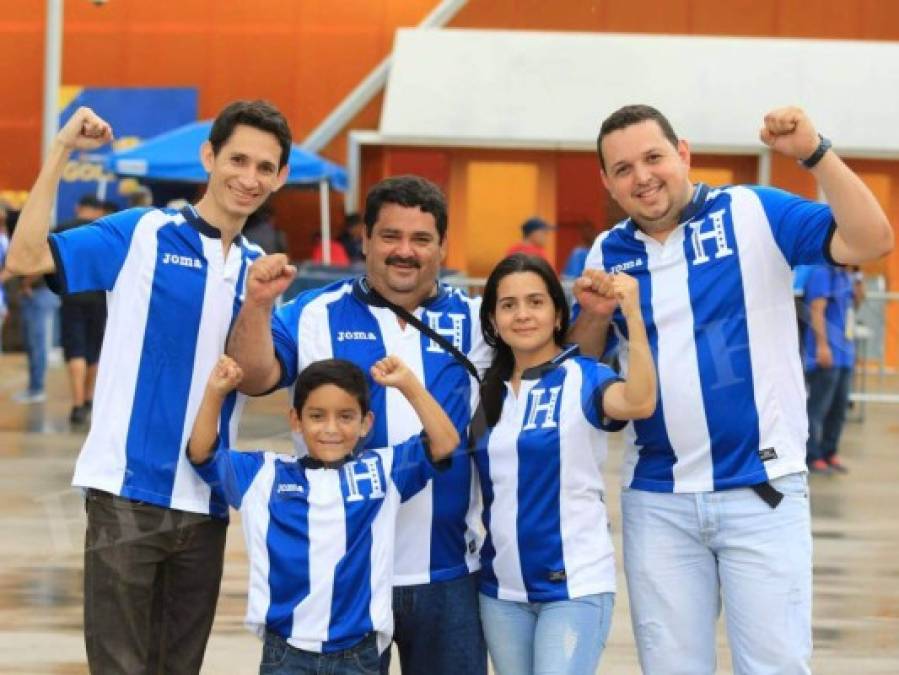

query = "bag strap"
[366,284,481,383]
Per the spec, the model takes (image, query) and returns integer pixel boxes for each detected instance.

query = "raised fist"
[57,107,114,151]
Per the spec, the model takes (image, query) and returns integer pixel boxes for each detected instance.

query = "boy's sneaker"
[12,390,46,404]
[826,457,849,474]
[808,459,832,475]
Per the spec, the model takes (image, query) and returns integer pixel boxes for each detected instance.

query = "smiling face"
[363,202,446,309]
[290,384,373,463]
[600,119,694,236]
[199,124,287,227]
[491,271,561,365]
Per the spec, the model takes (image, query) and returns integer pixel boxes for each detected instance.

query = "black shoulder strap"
[367,285,481,383]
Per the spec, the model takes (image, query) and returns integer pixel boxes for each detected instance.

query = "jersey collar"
[181,205,245,246]
[626,182,711,237]
[299,454,355,470]
[677,182,711,225]
[520,344,579,380]
[352,276,447,309]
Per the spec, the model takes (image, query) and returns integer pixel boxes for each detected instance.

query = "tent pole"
[320,179,331,265]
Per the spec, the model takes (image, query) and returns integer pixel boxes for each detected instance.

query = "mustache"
[385,255,420,268]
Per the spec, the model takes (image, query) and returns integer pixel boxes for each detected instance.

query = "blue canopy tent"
[94,120,348,262]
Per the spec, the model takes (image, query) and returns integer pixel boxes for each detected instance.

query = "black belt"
[751,482,783,509]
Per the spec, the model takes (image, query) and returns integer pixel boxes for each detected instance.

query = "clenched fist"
[759,107,821,163]
[57,107,114,151]
[246,254,298,306]
[573,268,618,318]
[207,355,244,396]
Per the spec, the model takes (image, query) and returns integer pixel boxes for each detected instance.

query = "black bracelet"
[800,134,832,169]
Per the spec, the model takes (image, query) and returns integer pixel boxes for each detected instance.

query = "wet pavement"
[0,353,896,673]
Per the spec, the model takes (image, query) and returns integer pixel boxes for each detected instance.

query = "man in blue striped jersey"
[228,175,491,674]
[6,101,291,674]
[569,105,892,674]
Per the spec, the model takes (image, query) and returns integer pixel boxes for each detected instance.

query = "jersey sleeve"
[47,208,146,293]
[271,302,301,388]
[580,360,627,432]
[389,434,443,502]
[747,186,835,267]
[467,297,495,377]
[803,265,832,302]
[191,448,266,509]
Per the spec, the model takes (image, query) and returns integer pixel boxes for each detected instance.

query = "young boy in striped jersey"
[188,354,459,674]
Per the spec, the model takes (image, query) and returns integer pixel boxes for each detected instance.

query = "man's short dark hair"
[208,100,292,169]
[293,359,370,415]
[596,104,679,171]
[363,175,447,242]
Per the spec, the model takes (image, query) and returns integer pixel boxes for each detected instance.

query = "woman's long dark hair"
[479,254,570,427]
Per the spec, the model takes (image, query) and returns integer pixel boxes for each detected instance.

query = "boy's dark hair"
[363,175,447,242]
[293,359,370,415]
[208,100,292,169]
[596,104,679,171]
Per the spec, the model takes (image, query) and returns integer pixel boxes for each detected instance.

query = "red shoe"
[808,459,832,474]
[827,457,849,474]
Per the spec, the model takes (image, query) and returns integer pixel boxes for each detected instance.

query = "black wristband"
[800,134,832,169]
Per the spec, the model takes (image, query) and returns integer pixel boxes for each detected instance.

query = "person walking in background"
[803,263,858,474]
[505,216,554,265]
[13,272,60,404]
[338,212,365,263]
[0,202,10,353]
[562,220,597,279]
[243,198,288,255]
[472,254,656,674]
[55,195,110,427]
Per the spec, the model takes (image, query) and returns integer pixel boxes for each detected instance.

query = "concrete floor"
[0,353,896,674]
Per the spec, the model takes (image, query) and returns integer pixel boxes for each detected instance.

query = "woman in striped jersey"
[472,253,656,674]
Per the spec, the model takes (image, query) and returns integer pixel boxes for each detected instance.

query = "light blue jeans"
[622,472,812,675]
[479,591,614,675]
[20,286,60,394]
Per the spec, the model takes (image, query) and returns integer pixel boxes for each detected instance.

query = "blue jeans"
[390,573,486,675]
[260,631,383,675]
[806,366,852,463]
[20,286,59,393]
[479,592,614,675]
[622,473,812,675]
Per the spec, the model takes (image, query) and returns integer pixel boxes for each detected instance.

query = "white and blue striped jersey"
[49,206,262,517]
[582,183,834,493]
[193,436,437,654]
[473,346,623,602]
[272,278,491,585]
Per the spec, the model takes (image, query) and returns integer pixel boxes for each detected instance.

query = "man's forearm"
[226,302,281,395]
[568,311,612,358]
[6,141,70,275]
[815,151,894,264]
